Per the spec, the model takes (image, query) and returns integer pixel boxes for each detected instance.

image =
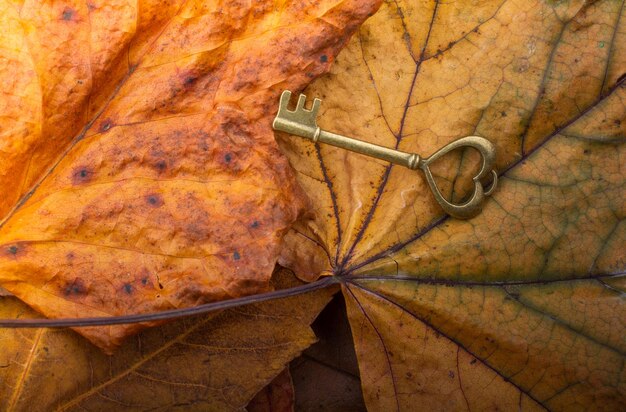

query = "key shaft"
[315,129,420,170]
[272,95,420,169]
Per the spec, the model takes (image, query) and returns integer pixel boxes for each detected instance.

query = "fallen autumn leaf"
[278,0,626,409]
[0,268,336,410]
[0,0,380,352]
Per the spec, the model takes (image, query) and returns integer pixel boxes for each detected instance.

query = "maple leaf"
[0,0,380,352]
[277,0,626,410]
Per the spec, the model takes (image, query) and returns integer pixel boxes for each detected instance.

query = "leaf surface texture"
[277,0,626,409]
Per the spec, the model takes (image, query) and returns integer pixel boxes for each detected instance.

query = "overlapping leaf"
[247,368,295,412]
[0,268,336,411]
[0,0,381,351]
[278,0,626,409]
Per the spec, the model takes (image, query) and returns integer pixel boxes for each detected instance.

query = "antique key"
[273,90,498,219]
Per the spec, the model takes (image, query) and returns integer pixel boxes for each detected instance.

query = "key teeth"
[297,94,307,111]
[310,98,321,117]
[278,90,292,112]
[274,89,321,129]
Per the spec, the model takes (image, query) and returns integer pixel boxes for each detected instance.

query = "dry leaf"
[0,268,336,411]
[247,368,295,412]
[0,0,380,351]
[278,0,626,410]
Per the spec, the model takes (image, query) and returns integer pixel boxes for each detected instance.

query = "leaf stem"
[0,276,337,328]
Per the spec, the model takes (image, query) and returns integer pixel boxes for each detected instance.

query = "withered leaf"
[0,0,381,351]
[247,368,295,412]
[0,268,336,411]
[278,0,626,410]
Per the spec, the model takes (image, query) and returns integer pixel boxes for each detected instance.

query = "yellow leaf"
[0,268,336,411]
[278,0,626,409]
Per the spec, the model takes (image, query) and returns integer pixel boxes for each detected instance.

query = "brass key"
[272,90,498,219]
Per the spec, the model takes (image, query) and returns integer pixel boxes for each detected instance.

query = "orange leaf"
[0,0,381,351]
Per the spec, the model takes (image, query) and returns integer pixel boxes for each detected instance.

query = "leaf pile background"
[1,0,625,410]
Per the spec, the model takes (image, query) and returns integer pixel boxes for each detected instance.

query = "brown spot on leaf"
[99,119,113,133]
[145,193,164,207]
[183,75,197,87]
[64,278,87,296]
[61,7,74,21]
[72,166,93,184]
[2,244,27,259]
[154,160,167,172]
